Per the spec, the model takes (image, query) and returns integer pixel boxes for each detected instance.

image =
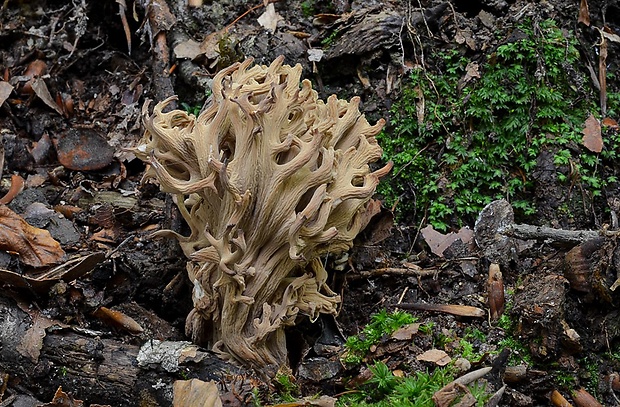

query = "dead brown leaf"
[433,367,492,407]
[487,263,505,321]
[39,387,84,407]
[173,39,204,60]
[417,349,452,366]
[0,205,65,267]
[0,81,13,106]
[172,379,222,407]
[257,3,282,34]
[398,302,486,318]
[356,199,393,245]
[421,225,474,257]
[0,174,25,204]
[578,0,590,26]
[16,312,63,363]
[20,59,46,95]
[602,27,620,43]
[602,117,619,129]
[30,76,64,116]
[458,62,480,90]
[0,252,104,292]
[93,306,144,335]
[391,323,420,340]
[582,113,602,153]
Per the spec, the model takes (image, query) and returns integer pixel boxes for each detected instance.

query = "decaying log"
[502,224,599,244]
[475,199,606,264]
[0,294,259,406]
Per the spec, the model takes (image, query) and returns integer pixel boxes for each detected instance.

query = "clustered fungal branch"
[136,56,391,371]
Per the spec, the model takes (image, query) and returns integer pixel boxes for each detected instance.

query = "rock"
[54,128,115,171]
[297,357,342,381]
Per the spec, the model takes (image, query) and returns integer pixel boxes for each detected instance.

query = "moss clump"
[379,19,619,230]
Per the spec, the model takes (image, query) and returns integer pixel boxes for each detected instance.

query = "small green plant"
[379,19,618,230]
[179,369,190,380]
[343,309,416,364]
[497,335,533,366]
[337,361,451,406]
[300,0,315,17]
[457,338,483,362]
[468,380,491,406]
[337,361,490,407]
[274,371,300,402]
[418,321,434,335]
[181,102,201,116]
[464,327,487,342]
[321,29,340,48]
[580,356,600,398]
[251,388,263,407]
[554,369,577,388]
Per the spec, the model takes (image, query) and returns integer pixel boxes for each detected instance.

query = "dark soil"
[1,0,620,406]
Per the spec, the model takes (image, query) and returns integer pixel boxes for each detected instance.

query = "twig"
[502,223,601,244]
[347,267,440,281]
[224,0,280,32]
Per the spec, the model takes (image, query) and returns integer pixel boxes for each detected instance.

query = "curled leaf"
[582,113,602,153]
[0,204,65,267]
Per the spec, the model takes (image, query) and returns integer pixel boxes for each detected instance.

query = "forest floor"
[1,0,620,406]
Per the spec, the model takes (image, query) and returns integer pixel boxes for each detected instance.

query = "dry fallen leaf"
[0,174,24,204]
[20,59,47,95]
[433,367,492,407]
[421,225,474,257]
[257,3,282,34]
[16,312,63,363]
[458,62,480,90]
[93,306,144,335]
[582,113,602,153]
[487,263,505,321]
[417,349,452,366]
[0,81,13,106]
[30,76,64,116]
[398,302,486,318]
[0,252,104,292]
[578,0,590,26]
[173,39,204,60]
[391,323,420,340]
[601,27,620,43]
[173,379,222,407]
[39,386,84,407]
[602,117,619,129]
[0,204,65,267]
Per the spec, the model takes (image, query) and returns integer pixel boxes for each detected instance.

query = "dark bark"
[0,294,259,406]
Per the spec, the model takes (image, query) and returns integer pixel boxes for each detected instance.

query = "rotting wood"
[502,223,600,244]
[475,199,612,264]
[395,302,486,318]
[348,266,440,280]
[0,294,259,406]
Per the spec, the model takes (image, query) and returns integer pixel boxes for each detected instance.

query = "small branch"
[347,266,440,280]
[502,224,600,244]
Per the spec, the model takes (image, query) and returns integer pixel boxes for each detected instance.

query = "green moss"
[379,19,619,230]
[343,309,416,364]
[337,361,491,407]
[301,0,315,17]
